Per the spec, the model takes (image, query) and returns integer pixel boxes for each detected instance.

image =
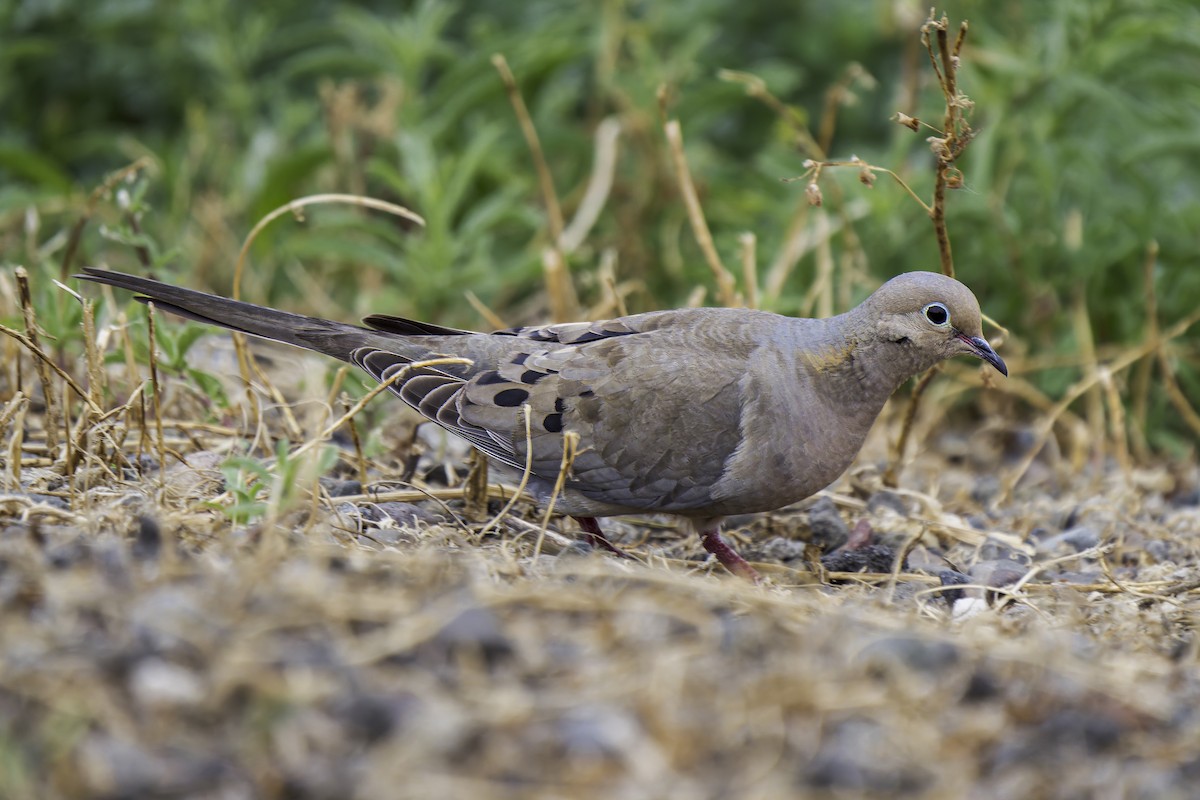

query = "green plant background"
[2,0,1198,449]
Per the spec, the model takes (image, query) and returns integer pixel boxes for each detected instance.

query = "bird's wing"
[354,308,769,512]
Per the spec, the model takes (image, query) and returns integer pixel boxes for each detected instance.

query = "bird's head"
[866,271,1007,376]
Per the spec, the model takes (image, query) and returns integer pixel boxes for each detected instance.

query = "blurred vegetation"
[2,0,1198,449]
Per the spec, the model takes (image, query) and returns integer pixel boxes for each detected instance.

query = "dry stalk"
[480,405,536,537]
[15,267,59,452]
[464,449,490,523]
[2,393,28,490]
[146,303,167,488]
[922,14,972,279]
[492,54,582,321]
[1130,241,1159,460]
[660,95,739,308]
[60,377,75,502]
[541,247,581,323]
[463,290,507,330]
[242,349,303,441]
[491,54,565,240]
[116,311,149,460]
[534,431,580,562]
[883,525,927,605]
[1156,347,1200,438]
[81,298,105,410]
[597,248,630,319]
[559,116,621,255]
[1098,367,1132,478]
[322,365,348,412]
[738,233,758,310]
[883,366,940,487]
[334,483,535,509]
[1072,291,1107,467]
[813,211,834,319]
[340,394,368,488]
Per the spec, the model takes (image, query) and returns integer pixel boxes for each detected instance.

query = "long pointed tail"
[76,267,379,362]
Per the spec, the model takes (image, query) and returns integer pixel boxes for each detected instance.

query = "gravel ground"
[2,354,1199,800]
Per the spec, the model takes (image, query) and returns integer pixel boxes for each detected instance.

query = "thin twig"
[662,116,739,307]
[492,54,565,240]
[15,267,59,452]
[883,367,940,487]
[480,405,536,537]
[534,431,580,563]
[1130,241,1159,460]
[738,233,758,310]
[147,303,167,487]
[559,116,621,255]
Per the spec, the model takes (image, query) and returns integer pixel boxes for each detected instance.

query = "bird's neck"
[816,308,934,401]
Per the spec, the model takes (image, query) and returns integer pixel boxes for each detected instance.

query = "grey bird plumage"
[78,267,1006,579]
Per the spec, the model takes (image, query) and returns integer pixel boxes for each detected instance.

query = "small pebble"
[969,559,1027,589]
[129,658,206,710]
[807,497,850,552]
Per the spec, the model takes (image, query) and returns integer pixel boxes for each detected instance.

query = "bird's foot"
[699,528,762,582]
[573,516,634,559]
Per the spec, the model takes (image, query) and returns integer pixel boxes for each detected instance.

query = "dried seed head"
[859,166,876,188]
[805,182,823,207]
[892,112,920,132]
[945,169,964,189]
[927,136,950,160]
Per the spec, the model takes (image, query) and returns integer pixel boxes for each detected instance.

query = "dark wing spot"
[476,371,507,385]
[579,390,595,398]
[528,330,558,342]
[543,413,563,433]
[511,352,530,365]
[520,369,546,384]
[554,397,566,413]
[494,388,530,407]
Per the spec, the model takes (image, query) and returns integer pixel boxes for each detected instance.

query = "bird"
[78,267,1006,580]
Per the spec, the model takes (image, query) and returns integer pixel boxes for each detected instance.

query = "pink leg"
[573,516,633,559]
[697,524,762,582]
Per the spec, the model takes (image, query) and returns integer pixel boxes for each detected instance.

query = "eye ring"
[922,302,951,327]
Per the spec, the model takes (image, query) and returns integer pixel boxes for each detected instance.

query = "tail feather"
[76,267,378,362]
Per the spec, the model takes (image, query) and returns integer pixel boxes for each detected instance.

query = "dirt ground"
[2,345,1200,800]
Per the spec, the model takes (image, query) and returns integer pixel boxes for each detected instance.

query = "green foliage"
[213,455,272,525]
[213,440,340,525]
[2,0,1198,446]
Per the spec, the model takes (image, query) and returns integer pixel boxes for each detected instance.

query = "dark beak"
[957,332,1007,376]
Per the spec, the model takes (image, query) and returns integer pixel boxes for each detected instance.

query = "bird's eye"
[922,302,950,327]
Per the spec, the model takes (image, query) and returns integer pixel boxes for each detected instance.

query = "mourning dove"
[79,268,1005,579]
